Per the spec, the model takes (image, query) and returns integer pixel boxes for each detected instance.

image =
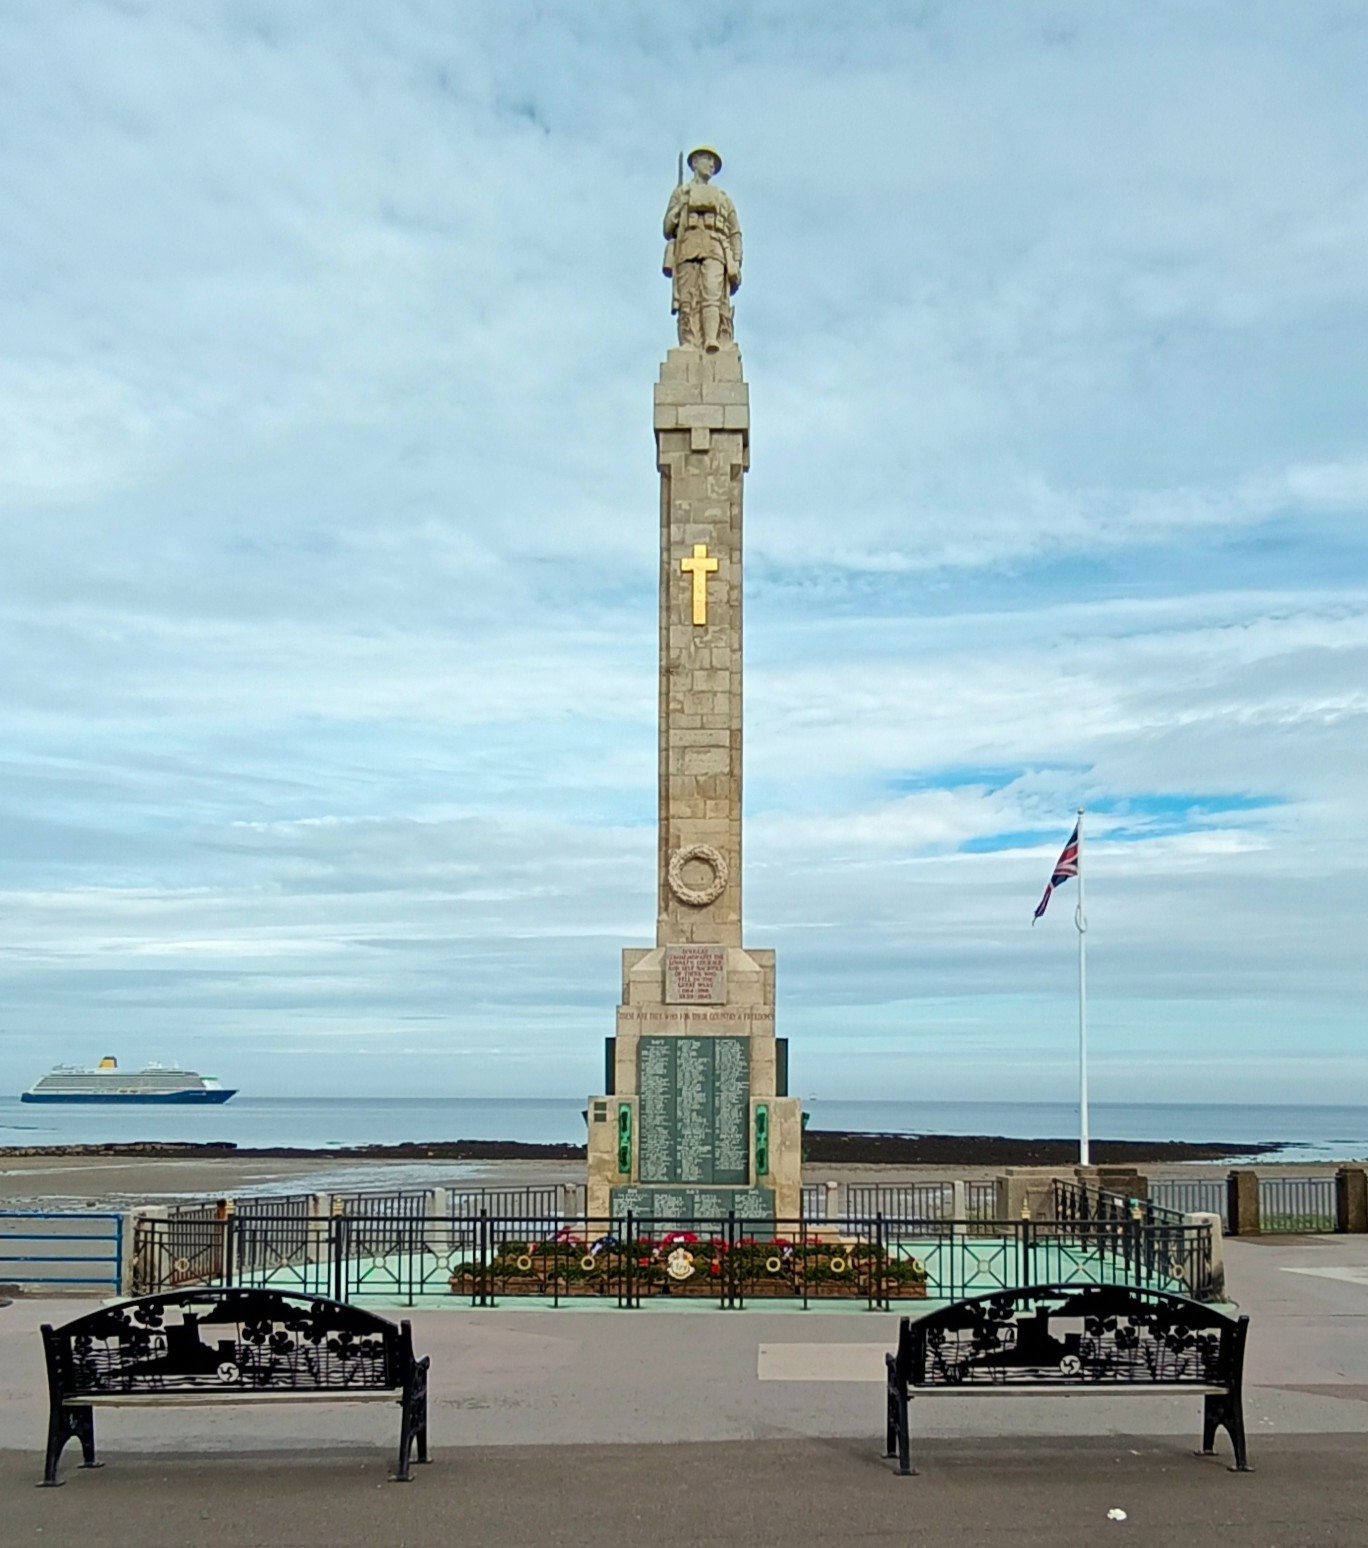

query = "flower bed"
[448,1232,928,1300]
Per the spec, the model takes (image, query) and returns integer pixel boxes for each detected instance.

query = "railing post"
[624,1210,635,1309]
[222,1203,236,1289]
[1227,1170,1261,1236]
[726,1211,739,1310]
[1188,1213,1224,1300]
[328,1209,340,1301]
[112,1214,127,1296]
[130,1207,167,1295]
[1337,1168,1368,1233]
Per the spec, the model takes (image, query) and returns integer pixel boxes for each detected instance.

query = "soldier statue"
[663,146,742,352]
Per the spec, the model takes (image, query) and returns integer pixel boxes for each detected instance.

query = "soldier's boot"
[702,304,721,352]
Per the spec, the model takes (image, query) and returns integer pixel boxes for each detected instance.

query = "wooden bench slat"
[67,1390,400,1408]
[908,1384,1229,1398]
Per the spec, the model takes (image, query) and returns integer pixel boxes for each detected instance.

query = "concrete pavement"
[2,1235,1367,1545]
[4,1436,1368,1548]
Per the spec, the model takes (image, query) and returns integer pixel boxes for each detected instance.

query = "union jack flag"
[1032,821,1079,922]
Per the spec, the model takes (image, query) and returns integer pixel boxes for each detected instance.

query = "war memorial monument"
[585,147,804,1221]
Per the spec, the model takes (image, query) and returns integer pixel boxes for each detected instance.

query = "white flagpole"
[1075,807,1089,1166]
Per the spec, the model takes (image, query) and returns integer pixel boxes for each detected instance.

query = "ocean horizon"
[1,1095,1366,1164]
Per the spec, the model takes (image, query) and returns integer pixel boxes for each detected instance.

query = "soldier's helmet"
[687,145,723,173]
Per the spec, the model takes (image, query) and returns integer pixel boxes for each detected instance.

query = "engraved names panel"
[611,1186,775,1223]
[664,944,727,1005]
[636,1038,674,1182]
[636,1035,750,1186]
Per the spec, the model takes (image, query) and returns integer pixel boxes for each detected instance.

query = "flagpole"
[1075,807,1089,1167]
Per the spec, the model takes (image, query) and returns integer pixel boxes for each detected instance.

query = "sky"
[1,1,1366,1109]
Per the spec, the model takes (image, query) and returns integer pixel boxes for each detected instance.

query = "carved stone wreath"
[667,843,729,907]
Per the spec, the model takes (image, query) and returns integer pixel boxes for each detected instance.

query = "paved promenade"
[4,1235,1367,1546]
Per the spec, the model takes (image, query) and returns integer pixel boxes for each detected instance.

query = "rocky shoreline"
[0,1129,1276,1166]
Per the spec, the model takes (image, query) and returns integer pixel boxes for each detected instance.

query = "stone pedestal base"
[587,944,801,1221]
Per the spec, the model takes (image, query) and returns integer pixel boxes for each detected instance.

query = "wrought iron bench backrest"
[43,1288,409,1398]
[896,1284,1247,1389]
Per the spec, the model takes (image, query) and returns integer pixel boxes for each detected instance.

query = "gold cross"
[680,543,720,626]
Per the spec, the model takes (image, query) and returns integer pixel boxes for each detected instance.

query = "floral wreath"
[666,843,729,907]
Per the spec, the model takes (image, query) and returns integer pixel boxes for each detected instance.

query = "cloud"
[0,1,1365,1105]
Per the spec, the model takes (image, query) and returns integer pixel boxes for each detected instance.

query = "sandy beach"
[0,1130,1297,1213]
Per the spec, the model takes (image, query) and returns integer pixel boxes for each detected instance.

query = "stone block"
[1094,1166,1149,1201]
[660,348,706,383]
[996,1168,1066,1221]
[656,382,705,405]
[700,382,749,405]
[723,405,749,429]
[685,818,729,839]
[690,426,711,452]
[677,403,727,429]
[682,747,730,776]
[653,405,679,430]
[704,344,743,383]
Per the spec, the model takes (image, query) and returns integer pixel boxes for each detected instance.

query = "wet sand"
[0,1130,1277,1210]
[0,1129,1268,1166]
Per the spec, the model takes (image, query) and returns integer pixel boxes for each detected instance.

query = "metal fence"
[0,1210,124,1292]
[333,1188,434,1218]
[1259,1175,1336,1233]
[965,1181,997,1222]
[1150,1178,1231,1229]
[129,1208,1216,1307]
[846,1183,954,1221]
[447,1188,562,1232]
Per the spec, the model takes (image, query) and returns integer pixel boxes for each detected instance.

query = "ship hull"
[21,1090,237,1104]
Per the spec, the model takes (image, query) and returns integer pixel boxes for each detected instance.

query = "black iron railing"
[131,1208,1216,1307]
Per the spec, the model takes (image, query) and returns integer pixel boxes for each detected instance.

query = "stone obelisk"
[586,148,802,1221]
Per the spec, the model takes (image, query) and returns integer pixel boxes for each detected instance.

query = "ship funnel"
[98,1056,118,1070]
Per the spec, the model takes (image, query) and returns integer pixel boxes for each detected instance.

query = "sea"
[2,1096,1366,1164]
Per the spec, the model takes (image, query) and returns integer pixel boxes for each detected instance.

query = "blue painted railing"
[0,1211,124,1292]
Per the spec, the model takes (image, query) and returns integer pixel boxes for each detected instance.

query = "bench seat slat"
[66,1390,400,1408]
[909,1383,1229,1398]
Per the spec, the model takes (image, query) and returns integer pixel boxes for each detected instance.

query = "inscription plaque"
[637,1035,749,1186]
[611,1185,776,1224]
[664,944,727,1005]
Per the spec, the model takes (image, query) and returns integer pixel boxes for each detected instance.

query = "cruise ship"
[21,1057,237,1104]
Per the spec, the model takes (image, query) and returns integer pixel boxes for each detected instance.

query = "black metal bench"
[40,1287,430,1485]
[884,1284,1250,1475]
